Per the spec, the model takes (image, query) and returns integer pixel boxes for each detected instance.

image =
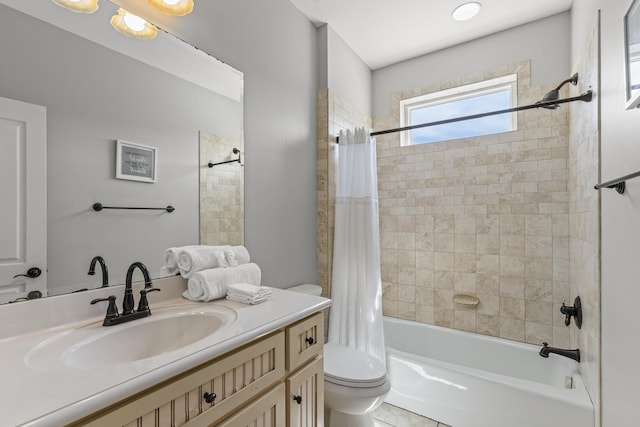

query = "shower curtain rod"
[335,90,593,143]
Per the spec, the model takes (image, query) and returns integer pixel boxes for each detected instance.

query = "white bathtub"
[383,317,594,427]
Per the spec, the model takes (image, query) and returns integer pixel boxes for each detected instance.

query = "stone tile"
[525,299,553,324]
[501,296,525,320]
[476,234,500,255]
[435,271,455,290]
[455,307,477,332]
[476,274,499,295]
[454,253,476,272]
[500,317,525,341]
[373,403,440,427]
[434,252,455,271]
[500,256,525,277]
[500,235,524,256]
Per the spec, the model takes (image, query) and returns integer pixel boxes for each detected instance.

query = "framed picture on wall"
[115,140,157,183]
[624,0,640,109]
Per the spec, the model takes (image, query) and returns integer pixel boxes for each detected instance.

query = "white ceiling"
[289,0,573,70]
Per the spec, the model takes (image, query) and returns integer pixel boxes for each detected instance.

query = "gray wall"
[572,1,640,426]
[154,0,319,288]
[0,5,241,293]
[325,25,373,117]
[372,12,572,118]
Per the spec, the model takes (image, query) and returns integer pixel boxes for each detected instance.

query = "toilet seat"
[324,343,387,388]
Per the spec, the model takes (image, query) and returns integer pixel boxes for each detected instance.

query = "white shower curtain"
[329,127,385,365]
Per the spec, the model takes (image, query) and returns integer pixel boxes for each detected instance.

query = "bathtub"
[383,317,594,427]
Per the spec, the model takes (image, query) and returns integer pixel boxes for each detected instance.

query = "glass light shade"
[452,2,482,21]
[110,8,158,40]
[51,0,99,14]
[147,0,194,16]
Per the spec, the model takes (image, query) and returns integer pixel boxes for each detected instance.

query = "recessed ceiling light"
[452,2,482,21]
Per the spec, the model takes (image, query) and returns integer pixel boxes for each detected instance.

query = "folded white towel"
[227,283,271,297]
[182,263,262,302]
[177,245,251,278]
[226,283,271,305]
[226,293,270,305]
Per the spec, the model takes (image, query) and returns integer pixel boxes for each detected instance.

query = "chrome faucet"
[539,342,580,363]
[91,261,160,326]
[87,256,109,287]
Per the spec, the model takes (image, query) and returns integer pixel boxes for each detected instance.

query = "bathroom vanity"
[0,276,330,426]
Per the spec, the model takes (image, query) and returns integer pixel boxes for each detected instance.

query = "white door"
[0,96,46,304]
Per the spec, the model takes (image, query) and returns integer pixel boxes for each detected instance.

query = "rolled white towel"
[162,246,197,275]
[230,246,251,264]
[182,263,262,302]
[177,245,251,278]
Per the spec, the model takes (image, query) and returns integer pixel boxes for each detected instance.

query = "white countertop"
[0,277,330,427]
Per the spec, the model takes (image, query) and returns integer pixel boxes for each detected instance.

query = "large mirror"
[0,0,243,303]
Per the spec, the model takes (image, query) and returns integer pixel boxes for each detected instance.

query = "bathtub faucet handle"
[560,296,582,329]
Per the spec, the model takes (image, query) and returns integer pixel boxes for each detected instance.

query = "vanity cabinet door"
[285,312,323,372]
[215,383,286,427]
[286,356,324,427]
[74,331,285,427]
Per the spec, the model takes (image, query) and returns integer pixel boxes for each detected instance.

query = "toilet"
[287,284,390,427]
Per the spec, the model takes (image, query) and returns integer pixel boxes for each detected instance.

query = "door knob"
[13,267,42,279]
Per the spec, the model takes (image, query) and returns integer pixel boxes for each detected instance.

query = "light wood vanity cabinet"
[69,311,324,427]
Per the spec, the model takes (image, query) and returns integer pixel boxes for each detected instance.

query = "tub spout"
[539,342,580,363]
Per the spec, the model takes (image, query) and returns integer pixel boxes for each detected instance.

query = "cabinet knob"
[305,336,315,346]
[293,395,303,405]
[203,392,217,404]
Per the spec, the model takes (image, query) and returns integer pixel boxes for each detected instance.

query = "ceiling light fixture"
[452,2,482,21]
[110,8,158,40]
[51,0,99,14]
[147,0,194,16]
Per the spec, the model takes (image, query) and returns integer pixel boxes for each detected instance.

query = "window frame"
[399,74,518,146]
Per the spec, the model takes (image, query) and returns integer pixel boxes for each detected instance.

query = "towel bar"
[92,203,175,212]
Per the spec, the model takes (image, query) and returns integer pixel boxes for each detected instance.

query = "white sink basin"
[26,304,236,370]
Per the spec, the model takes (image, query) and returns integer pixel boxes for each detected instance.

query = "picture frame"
[624,0,640,109]
[115,140,157,183]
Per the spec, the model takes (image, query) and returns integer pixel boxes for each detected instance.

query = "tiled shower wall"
[569,16,600,424]
[318,61,577,348]
[373,62,571,347]
[200,131,244,245]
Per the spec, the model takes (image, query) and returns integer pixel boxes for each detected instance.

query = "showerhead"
[536,73,579,109]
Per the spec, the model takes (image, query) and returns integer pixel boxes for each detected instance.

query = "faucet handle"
[560,296,582,329]
[137,288,161,313]
[91,295,119,323]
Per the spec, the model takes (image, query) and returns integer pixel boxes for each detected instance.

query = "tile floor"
[372,403,453,427]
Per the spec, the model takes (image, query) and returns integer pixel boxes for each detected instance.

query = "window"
[400,74,518,145]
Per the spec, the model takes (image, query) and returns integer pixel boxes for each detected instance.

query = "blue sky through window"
[409,89,512,144]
